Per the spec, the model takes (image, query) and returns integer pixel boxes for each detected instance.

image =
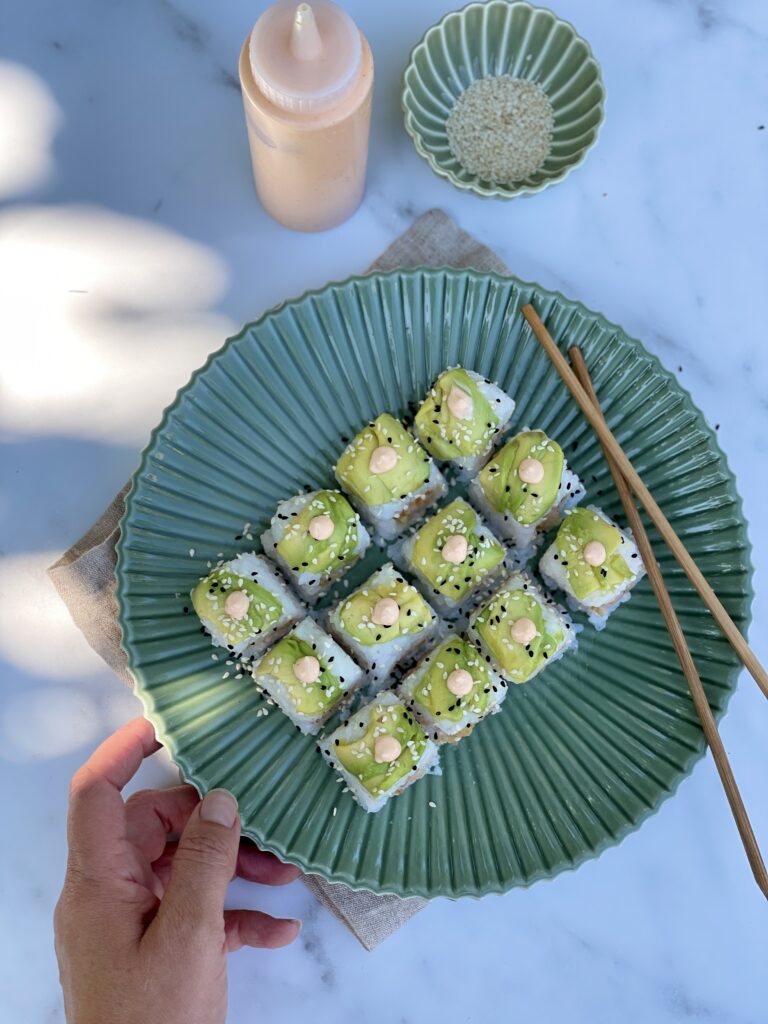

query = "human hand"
[54,717,301,1024]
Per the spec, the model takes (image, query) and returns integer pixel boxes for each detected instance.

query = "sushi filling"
[336,414,432,508]
[320,692,437,810]
[264,489,370,599]
[191,557,285,653]
[540,506,644,621]
[399,636,503,739]
[274,490,363,575]
[476,430,565,522]
[337,572,433,646]
[401,498,505,606]
[470,430,584,555]
[414,367,506,462]
[252,619,360,733]
[469,576,573,684]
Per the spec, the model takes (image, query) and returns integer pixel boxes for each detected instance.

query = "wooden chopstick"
[521,302,768,701]
[568,345,768,900]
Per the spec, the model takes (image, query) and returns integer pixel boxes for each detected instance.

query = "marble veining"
[1,0,767,1022]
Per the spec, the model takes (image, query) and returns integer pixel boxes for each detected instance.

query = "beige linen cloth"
[48,209,509,950]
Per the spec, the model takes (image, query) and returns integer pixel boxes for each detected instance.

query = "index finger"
[67,717,160,869]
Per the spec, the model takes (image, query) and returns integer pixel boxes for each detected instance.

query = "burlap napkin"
[48,209,510,950]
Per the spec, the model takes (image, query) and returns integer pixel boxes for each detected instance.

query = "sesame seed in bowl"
[402,1,605,199]
[446,76,555,186]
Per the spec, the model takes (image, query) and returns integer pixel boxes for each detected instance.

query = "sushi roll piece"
[413,367,515,477]
[327,562,440,677]
[397,634,506,744]
[335,414,447,541]
[261,488,371,603]
[252,618,364,735]
[191,553,303,659]
[539,506,646,630]
[467,573,577,684]
[392,497,506,618]
[468,429,585,562]
[319,690,439,813]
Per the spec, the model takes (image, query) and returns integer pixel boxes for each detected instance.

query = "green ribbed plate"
[116,269,752,899]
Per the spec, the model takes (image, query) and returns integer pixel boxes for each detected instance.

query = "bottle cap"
[249,1,362,114]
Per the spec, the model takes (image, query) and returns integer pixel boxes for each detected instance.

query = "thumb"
[157,789,240,934]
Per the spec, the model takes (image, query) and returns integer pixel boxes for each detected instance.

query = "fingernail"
[289,918,302,933]
[200,788,238,827]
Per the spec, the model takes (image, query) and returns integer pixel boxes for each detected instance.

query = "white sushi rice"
[391,507,507,618]
[415,369,516,478]
[318,690,440,813]
[339,461,448,542]
[466,572,577,683]
[261,490,371,604]
[467,435,585,563]
[326,562,441,681]
[252,617,364,735]
[194,552,304,659]
[539,506,646,630]
[396,634,507,743]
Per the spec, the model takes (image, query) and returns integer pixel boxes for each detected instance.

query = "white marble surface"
[1,0,767,1020]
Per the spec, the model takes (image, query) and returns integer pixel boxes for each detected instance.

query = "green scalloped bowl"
[402,1,605,197]
[116,269,752,899]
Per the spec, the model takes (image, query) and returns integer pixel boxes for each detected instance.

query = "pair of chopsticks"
[521,303,768,900]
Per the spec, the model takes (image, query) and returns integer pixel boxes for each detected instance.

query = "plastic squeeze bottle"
[239,1,374,232]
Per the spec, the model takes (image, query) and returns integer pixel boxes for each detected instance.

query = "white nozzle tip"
[291,3,322,61]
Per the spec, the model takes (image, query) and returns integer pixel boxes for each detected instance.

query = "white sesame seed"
[446,76,553,185]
